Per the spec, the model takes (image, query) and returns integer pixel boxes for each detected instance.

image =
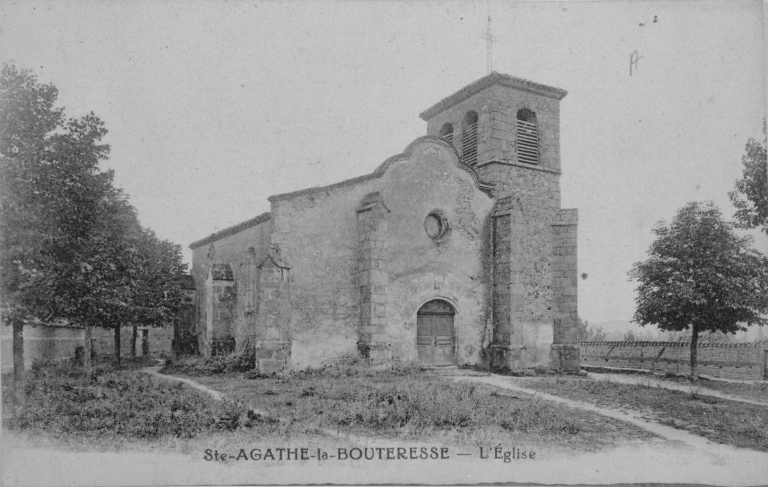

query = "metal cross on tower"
[481,16,497,74]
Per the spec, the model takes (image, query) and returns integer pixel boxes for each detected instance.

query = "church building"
[189,72,580,373]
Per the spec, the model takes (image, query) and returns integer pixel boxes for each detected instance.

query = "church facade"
[189,72,580,373]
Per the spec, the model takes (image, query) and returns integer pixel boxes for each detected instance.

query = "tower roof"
[419,71,567,121]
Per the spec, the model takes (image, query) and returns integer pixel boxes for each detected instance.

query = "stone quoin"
[189,72,580,373]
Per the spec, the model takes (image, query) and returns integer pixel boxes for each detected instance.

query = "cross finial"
[481,16,497,74]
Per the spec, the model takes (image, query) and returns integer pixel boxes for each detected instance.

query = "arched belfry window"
[439,123,454,144]
[516,108,539,165]
[461,111,479,166]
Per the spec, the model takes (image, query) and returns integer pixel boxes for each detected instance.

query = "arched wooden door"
[417,300,455,365]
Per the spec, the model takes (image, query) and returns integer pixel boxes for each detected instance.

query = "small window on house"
[516,108,539,165]
[439,123,454,144]
[461,111,479,166]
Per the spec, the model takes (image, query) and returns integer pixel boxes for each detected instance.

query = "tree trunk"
[12,320,25,406]
[12,320,24,383]
[690,324,699,381]
[114,325,121,368]
[84,326,93,377]
[131,325,137,358]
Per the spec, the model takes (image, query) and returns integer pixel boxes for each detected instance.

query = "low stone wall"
[92,325,173,357]
[578,340,768,380]
[1,324,174,373]
[1,324,84,373]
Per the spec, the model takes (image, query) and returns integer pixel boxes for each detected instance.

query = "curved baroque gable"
[374,136,495,197]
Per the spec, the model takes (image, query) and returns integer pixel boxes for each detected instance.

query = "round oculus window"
[424,212,449,241]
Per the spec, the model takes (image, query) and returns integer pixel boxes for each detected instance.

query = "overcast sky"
[2,0,766,327]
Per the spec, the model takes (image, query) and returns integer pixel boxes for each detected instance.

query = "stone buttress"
[252,245,292,373]
[356,192,393,365]
[550,209,579,370]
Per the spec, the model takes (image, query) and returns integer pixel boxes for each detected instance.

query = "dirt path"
[584,372,768,406]
[140,365,401,446]
[141,364,225,400]
[140,364,276,419]
[450,374,764,456]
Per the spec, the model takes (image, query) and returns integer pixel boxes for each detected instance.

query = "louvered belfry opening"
[461,111,479,166]
[516,108,538,165]
[438,123,454,145]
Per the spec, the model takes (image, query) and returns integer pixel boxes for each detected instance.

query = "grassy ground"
[583,367,768,404]
[162,356,658,451]
[4,356,661,455]
[658,375,768,403]
[522,376,768,452]
[2,358,256,453]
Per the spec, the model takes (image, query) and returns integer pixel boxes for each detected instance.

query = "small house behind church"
[190,72,580,373]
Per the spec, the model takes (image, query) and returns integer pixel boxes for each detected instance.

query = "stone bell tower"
[419,72,580,372]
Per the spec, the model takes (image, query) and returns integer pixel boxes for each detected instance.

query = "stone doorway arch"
[417,299,456,366]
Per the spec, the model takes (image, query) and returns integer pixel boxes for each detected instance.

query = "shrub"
[162,345,255,376]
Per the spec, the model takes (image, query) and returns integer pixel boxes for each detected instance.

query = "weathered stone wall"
[483,167,560,370]
[252,251,292,373]
[190,216,272,354]
[203,264,237,357]
[1,325,83,372]
[356,192,393,365]
[269,139,495,369]
[92,327,132,356]
[92,325,173,357]
[381,143,495,365]
[579,340,768,380]
[551,209,579,371]
[0,323,174,373]
[269,179,372,369]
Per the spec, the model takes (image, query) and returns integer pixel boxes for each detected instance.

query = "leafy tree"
[1,63,186,375]
[1,63,123,376]
[622,330,637,341]
[59,190,186,367]
[0,64,106,381]
[127,229,187,359]
[59,186,141,367]
[729,119,767,233]
[629,201,768,380]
